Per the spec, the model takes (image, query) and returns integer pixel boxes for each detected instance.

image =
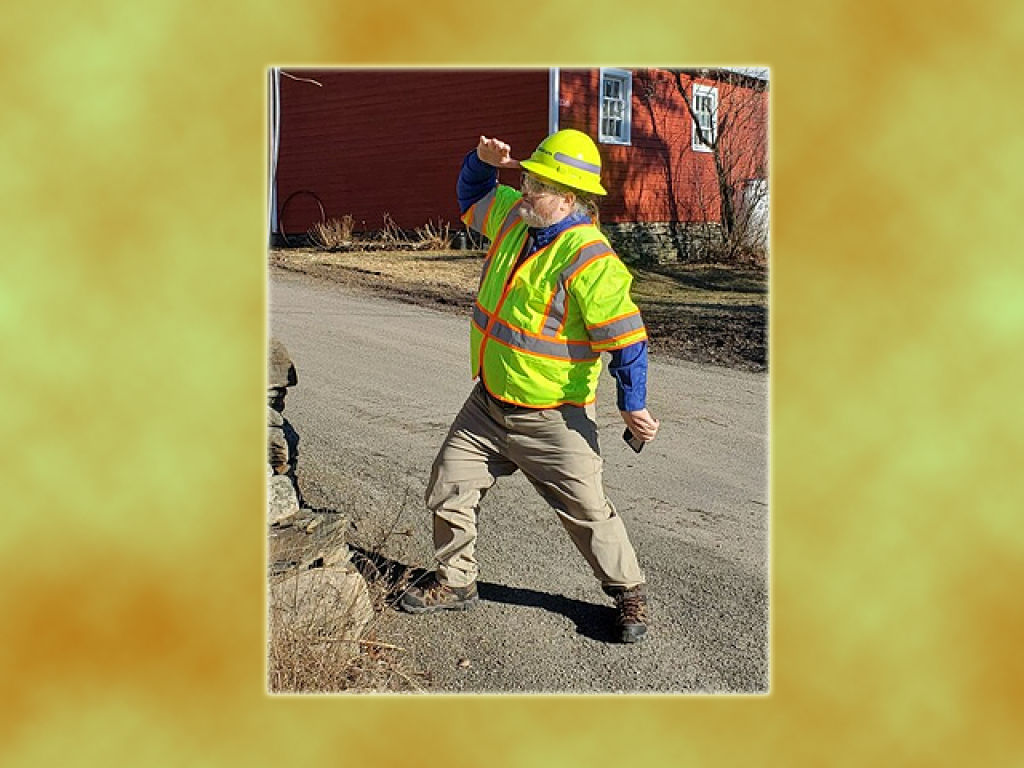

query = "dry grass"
[414,220,452,251]
[268,495,429,694]
[627,262,767,307]
[273,247,484,294]
[306,213,455,253]
[268,563,426,694]
[379,213,407,247]
[308,215,355,251]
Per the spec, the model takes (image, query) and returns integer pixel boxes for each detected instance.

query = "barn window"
[691,84,718,152]
[598,68,632,145]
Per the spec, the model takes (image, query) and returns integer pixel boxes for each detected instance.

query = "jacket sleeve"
[457,150,497,214]
[608,340,648,411]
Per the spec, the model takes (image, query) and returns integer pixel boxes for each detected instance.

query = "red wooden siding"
[558,69,768,224]
[274,69,549,234]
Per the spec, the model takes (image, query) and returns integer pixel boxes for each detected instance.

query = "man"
[399,129,659,643]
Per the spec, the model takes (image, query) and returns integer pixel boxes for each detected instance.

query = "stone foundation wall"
[603,222,724,265]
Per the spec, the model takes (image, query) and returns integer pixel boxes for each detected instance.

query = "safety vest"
[461,184,647,408]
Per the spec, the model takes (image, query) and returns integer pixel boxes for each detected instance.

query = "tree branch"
[280,71,323,87]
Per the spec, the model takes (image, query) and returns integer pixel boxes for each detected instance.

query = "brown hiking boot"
[399,575,479,614]
[604,584,649,643]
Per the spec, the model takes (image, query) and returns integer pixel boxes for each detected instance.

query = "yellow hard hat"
[520,129,607,196]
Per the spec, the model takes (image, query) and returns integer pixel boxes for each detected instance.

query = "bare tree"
[640,68,769,263]
[675,68,768,259]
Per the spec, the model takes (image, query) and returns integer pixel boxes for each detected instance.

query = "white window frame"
[691,83,718,152]
[598,68,632,145]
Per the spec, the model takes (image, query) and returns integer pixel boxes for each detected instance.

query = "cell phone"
[622,428,645,453]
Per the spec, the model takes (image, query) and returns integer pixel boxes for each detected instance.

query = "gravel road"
[269,266,769,694]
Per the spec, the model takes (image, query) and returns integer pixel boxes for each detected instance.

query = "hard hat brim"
[520,159,607,196]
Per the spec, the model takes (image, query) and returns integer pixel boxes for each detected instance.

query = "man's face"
[520,173,573,228]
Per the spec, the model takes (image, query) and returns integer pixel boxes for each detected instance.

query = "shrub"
[308,215,355,251]
[414,220,452,251]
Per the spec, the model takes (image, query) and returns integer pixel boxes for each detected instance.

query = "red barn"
[269,67,768,262]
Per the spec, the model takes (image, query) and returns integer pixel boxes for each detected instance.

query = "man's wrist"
[618,393,646,412]
[468,150,496,172]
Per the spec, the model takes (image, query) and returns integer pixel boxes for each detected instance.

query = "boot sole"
[619,626,648,643]
[399,596,479,615]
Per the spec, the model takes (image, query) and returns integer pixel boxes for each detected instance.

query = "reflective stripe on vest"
[489,201,524,251]
[539,240,614,337]
[473,304,599,363]
[461,187,498,234]
[477,200,525,288]
[586,311,645,344]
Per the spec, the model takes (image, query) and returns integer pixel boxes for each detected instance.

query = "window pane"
[600,73,630,142]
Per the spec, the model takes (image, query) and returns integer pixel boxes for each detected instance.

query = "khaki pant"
[426,382,645,589]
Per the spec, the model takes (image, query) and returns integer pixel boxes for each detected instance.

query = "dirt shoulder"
[269,248,767,372]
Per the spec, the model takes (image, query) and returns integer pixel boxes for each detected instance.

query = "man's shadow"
[348,545,619,644]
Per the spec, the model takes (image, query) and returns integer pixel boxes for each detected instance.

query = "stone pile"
[267,337,372,657]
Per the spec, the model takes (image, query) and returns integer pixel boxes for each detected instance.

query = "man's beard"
[520,205,559,229]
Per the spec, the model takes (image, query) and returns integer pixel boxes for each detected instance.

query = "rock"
[268,474,300,526]
[268,338,298,390]
[269,510,351,573]
[268,386,288,413]
[315,542,352,568]
[269,565,373,658]
[268,405,285,428]
[268,337,298,473]
[268,413,290,473]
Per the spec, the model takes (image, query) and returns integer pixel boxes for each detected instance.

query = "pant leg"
[426,386,517,588]
[505,403,645,589]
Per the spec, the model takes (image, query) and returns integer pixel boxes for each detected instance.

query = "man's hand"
[621,409,660,443]
[477,136,521,169]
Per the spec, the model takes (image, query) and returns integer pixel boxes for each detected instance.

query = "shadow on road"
[476,581,618,643]
[347,545,617,643]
